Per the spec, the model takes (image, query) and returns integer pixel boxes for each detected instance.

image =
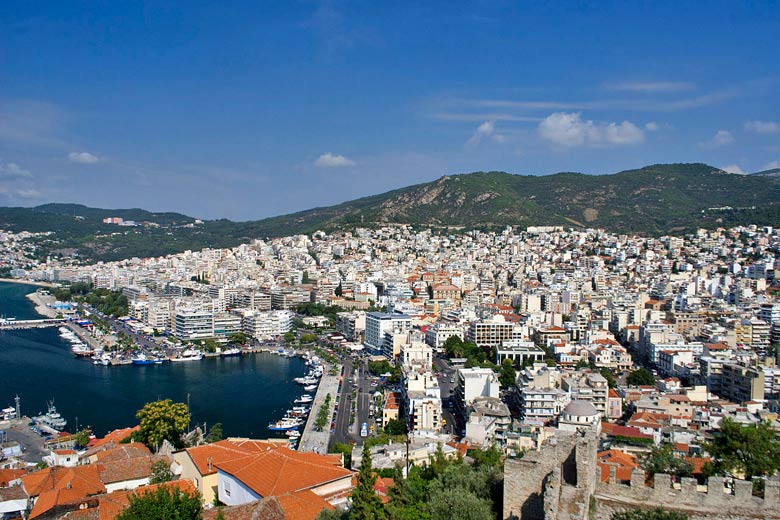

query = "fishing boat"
[131,353,164,365]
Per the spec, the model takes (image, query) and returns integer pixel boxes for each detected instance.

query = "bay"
[0,281,306,437]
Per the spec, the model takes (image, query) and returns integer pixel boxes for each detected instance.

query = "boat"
[220,347,242,357]
[304,384,318,392]
[286,430,301,438]
[71,344,93,357]
[33,401,67,431]
[268,418,301,431]
[170,349,204,362]
[131,353,164,365]
[294,395,313,404]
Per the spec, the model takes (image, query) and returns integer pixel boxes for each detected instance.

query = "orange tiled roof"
[0,468,25,486]
[87,427,139,449]
[597,449,639,482]
[23,466,106,519]
[215,446,353,498]
[184,439,259,476]
[95,480,196,520]
[276,489,334,519]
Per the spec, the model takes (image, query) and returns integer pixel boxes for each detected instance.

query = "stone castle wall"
[503,432,780,520]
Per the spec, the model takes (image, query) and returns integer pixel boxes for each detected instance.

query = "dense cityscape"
[1,222,779,519]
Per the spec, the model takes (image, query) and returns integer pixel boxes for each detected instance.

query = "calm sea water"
[0,282,306,437]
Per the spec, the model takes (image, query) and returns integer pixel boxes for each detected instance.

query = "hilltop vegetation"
[2,163,779,262]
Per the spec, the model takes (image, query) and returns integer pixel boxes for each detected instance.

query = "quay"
[298,362,341,454]
[0,318,66,330]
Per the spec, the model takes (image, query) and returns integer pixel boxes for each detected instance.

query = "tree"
[335,281,343,297]
[149,459,173,484]
[203,338,217,353]
[115,485,202,520]
[611,509,688,520]
[642,444,692,479]
[626,368,655,387]
[74,428,91,448]
[427,489,493,520]
[136,399,191,450]
[350,445,386,519]
[384,418,407,436]
[600,367,618,389]
[302,270,310,284]
[204,423,223,443]
[498,359,516,389]
[227,332,247,345]
[443,335,465,358]
[703,417,780,479]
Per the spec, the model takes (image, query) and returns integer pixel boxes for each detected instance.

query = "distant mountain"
[2,163,780,262]
[750,168,780,177]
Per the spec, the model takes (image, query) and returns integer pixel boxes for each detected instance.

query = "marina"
[0,281,309,438]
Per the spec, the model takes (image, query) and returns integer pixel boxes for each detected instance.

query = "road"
[329,357,353,448]
[354,359,375,445]
[434,356,462,436]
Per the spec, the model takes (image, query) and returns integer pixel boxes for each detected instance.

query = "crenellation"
[733,479,754,502]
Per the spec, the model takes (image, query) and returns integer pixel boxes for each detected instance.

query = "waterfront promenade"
[298,363,341,454]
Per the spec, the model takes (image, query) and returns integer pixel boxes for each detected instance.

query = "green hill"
[2,163,779,262]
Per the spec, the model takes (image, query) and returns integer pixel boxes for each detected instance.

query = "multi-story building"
[364,312,411,355]
[425,323,465,352]
[241,310,293,340]
[467,315,524,350]
[719,362,765,403]
[174,308,214,340]
[336,311,366,342]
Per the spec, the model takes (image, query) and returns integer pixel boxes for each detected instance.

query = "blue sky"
[1,1,778,220]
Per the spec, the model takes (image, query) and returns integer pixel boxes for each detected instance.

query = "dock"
[0,318,66,330]
[298,363,341,454]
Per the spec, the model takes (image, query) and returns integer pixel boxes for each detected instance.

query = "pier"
[298,362,341,454]
[0,318,66,330]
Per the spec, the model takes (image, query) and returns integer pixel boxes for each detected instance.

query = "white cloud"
[744,120,780,134]
[314,152,355,168]
[609,81,695,93]
[537,112,644,148]
[645,122,660,131]
[701,130,734,149]
[15,189,41,198]
[762,160,780,170]
[0,162,32,179]
[721,164,746,175]
[68,151,100,164]
[466,120,507,146]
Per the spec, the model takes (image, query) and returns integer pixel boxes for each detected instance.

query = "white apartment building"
[241,310,294,340]
[364,312,411,354]
[175,308,214,340]
[454,367,500,419]
[425,323,465,352]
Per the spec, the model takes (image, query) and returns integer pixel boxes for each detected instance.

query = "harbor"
[0,282,310,439]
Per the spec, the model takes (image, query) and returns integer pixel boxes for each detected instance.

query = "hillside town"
[2,223,780,519]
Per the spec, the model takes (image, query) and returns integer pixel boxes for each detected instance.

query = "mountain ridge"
[2,163,779,262]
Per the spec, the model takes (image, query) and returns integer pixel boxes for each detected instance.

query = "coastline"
[24,291,59,319]
[0,278,56,288]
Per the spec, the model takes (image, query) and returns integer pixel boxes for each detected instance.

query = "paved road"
[329,357,353,449]
[354,359,374,445]
[434,357,461,436]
